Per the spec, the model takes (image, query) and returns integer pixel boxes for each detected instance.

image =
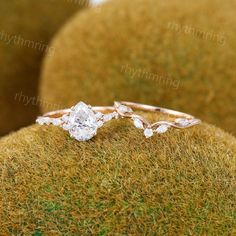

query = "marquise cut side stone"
[103,112,118,122]
[133,118,144,129]
[65,102,99,141]
[156,125,169,134]
[36,117,50,125]
[117,105,133,114]
[175,118,190,127]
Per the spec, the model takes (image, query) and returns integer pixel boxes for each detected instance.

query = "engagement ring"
[36,102,118,141]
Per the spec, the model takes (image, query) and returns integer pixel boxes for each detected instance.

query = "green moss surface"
[41,0,236,135]
[0,0,88,135]
[0,112,236,235]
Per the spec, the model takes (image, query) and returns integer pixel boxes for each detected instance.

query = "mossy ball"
[41,0,236,136]
[0,112,236,234]
[0,0,88,135]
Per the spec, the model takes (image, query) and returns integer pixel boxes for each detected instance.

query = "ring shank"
[118,101,194,119]
[43,106,116,118]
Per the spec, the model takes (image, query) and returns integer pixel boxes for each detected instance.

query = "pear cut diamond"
[64,102,100,141]
[144,128,153,138]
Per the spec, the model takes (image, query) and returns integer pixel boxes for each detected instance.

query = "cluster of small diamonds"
[115,104,170,138]
[36,117,62,126]
[132,117,170,138]
[36,102,118,141]
[102,112,119,122]
[115,104,196,138]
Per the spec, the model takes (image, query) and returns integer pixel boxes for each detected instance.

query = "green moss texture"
[41,0,236,135]
[0,112,236,234]
[0,0,88,135]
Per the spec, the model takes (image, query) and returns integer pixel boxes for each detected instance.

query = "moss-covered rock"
[0,113,235,235]
[41,0,236,135]
[0,0,88,135]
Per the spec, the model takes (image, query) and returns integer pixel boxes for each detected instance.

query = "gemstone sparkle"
[156,125,169,134]
[144,128,153,138]
[64,102,100,141]
[36,117,50,125]
[117,104,133,114]
[133,118,144,129]
[175,118,190,127]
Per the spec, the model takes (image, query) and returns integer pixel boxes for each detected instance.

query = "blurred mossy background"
[0,0,88,135]
[0,114,236,235]
[41,0,236,136]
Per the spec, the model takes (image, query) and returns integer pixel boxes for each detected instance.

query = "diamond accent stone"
[95,112,103,119]
[144,128,153,138]
[103,112,118,122]
[156,124,169,134]
[175,118,190,127]
[51,118,62,126]
[117,104,133,114]
[97,120,104,128]
[36,117,62,126]
[133,118,144,129]
[36,117,50,125]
